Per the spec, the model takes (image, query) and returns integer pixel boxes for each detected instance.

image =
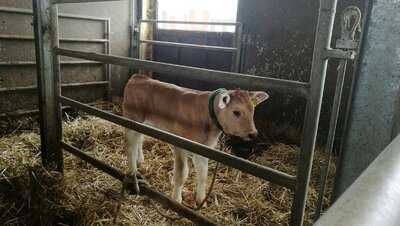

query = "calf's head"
[215,90,269,141]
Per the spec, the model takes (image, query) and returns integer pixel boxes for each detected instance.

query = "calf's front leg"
[193,155,209,207]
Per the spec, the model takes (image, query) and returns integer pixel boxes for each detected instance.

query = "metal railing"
[31,0,355,225]
[0,6,111,116]
[137,19,243,72]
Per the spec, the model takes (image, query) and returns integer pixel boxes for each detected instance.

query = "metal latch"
[336,6,362,50]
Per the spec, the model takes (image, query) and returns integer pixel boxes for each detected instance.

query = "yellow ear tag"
[251,98,258,107]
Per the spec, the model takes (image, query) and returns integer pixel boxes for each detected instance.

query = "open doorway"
[157,0,238,32]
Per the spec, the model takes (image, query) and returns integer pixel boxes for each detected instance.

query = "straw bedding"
[0,114,335,226]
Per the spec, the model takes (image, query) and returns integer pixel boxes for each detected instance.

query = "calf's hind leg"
[171,146,189,203]
[125,128,144,193]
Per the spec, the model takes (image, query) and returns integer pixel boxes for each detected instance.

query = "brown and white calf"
[122,74,268,205]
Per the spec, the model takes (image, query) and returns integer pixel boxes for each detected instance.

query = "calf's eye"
[233,110,241,117]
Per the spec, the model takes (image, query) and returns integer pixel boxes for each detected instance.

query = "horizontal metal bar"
[140,39,236,52]
[0,60,104,66]
[140,19,239,26]
[0,6,34,15]
[0,81,109,93]
[60,95,297,188]
[315,134,400,226]
[0,6,109,21]
[60,142,217,226]
[55,48,310,97]
[52,0,123,3]
[0,34,108,43]
[0,106,70,118]
[324,48,356,60]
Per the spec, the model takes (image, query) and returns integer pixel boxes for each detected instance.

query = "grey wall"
[0,0,131,115]
[334,0,400,197]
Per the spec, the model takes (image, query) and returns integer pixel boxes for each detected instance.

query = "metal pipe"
[315,160,328,220]
[0,6,109,21]
[0,6,33,14]
[59,13,110,21]
[0,81,109,93]
[233,23,243,72]
[0,106,71,118]
[290,0,338,225]
[314,134,400,226]
[139,39,236,52]
[32,0,63,171]
[0,34,108,43]
[61,142,217,226]
[52,0,123,3]
[136,20,142,60]
[59,95,297,189]
[0,60,103,66]
[55,48,310,97]
[104,19,112,101]
[140,19,239,26]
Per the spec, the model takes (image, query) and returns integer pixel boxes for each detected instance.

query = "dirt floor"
[0,114,336,226]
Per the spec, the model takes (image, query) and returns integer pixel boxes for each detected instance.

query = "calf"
[122,74,269,205]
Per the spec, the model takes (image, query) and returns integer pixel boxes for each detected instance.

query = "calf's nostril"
[248,132,258,139]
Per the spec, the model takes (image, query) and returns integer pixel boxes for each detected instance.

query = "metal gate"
[32,0,355,225]
[0,6,111,117]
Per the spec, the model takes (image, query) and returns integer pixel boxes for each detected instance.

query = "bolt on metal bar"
[139,39,237,52]
[0,61,103,66]
[290,0,339,225]
[0,34,109,43]
[0,6,109,21]
[324,48,356,60]
[60,95,297,188]
[55,48,310,98]
[140,19,239,26]
[0,81,109,93]
[61,142,218,226]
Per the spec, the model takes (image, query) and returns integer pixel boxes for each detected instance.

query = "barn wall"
[0,0,131,115]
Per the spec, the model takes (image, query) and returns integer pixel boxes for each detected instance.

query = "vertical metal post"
[32,0,63,171]
[314,59,347,220]
[231,23,243,73]
[136,20,142,59]
[104,19,112,100]
[290,0,338,225]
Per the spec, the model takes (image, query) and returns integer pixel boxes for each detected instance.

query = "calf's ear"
[249,91,269,106]
[218,92,231,109]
